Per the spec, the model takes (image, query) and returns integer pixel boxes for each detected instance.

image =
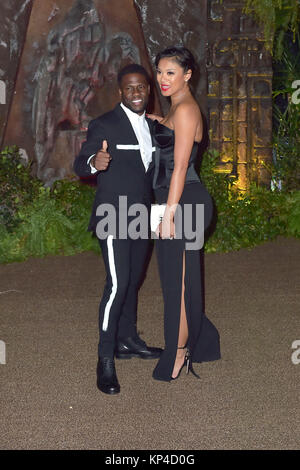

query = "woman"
[149,46,221,381]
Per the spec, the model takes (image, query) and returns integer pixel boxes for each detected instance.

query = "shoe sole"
[97,385,120,395]
[115,353,160,359]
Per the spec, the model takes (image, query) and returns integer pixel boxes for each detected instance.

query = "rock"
[3,0,160,184]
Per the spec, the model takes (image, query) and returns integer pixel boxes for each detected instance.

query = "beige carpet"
[0,237,299,450]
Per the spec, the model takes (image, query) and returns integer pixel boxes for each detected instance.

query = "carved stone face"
[119,73,150,115]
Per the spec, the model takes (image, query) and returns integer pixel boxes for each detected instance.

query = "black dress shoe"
[115,334,163,359]
[96,357,120,395]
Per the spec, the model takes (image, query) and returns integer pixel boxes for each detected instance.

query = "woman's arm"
[160,104,202,238]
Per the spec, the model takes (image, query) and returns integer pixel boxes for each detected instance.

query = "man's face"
[119,73,150,115]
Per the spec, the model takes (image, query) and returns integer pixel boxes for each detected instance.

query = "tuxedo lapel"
[113,104,139,145]
[145,116,155,173]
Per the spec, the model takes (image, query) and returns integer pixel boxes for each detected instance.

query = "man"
[73,64,162,395]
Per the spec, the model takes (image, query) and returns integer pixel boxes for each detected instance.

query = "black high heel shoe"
[171,346,200,380]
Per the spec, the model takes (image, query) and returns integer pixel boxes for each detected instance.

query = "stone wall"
[206,0,273,190]
[0,0,272,189]
[1,0,160,185]
[0,0,32,151]
[135,0,273,190]
[134,0,208,115]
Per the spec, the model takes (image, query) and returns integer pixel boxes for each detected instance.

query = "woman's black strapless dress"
[152,121,221,382]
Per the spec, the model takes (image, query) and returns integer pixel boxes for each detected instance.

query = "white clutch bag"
[150,204,166,232]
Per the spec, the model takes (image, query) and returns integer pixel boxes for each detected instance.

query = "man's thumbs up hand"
[92,140,112,171]
[101,139,108,152]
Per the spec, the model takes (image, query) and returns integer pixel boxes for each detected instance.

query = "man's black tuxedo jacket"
[73,104,155,232]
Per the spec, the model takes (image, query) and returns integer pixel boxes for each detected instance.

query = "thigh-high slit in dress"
[152,121,221,382]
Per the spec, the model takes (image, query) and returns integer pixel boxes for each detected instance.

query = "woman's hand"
[156,212,176,240]
[146,113,164,122]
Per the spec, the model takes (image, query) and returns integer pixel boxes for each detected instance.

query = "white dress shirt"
[120,103,153,171]
[88,103,153,173]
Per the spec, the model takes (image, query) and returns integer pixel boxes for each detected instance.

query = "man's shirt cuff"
[87,154,97,174]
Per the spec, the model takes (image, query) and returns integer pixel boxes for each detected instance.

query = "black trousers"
[98,236,151,358]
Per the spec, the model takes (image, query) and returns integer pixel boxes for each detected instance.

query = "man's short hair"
[117,63,151,86]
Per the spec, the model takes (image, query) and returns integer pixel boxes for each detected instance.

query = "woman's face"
[156,57,191,97]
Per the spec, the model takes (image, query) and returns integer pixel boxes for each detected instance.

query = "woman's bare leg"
[172,252,189,378]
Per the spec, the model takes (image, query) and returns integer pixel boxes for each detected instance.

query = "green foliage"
[51,179,95,222]
[243,0,300,59]
[0,146,42,231]
[271,34,300,191]
[0,224,27,263]
[200,149,300,253]
[0,147,99,263]
[272,33,300,93]
[16,189,75,257]
[50,179,100,254]
[0,145,299,263]
[285,190,300,236]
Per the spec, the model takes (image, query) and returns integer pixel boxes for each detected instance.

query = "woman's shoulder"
[173,99,201,123]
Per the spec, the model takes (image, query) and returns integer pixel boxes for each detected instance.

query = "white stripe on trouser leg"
[102,235,118,332]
